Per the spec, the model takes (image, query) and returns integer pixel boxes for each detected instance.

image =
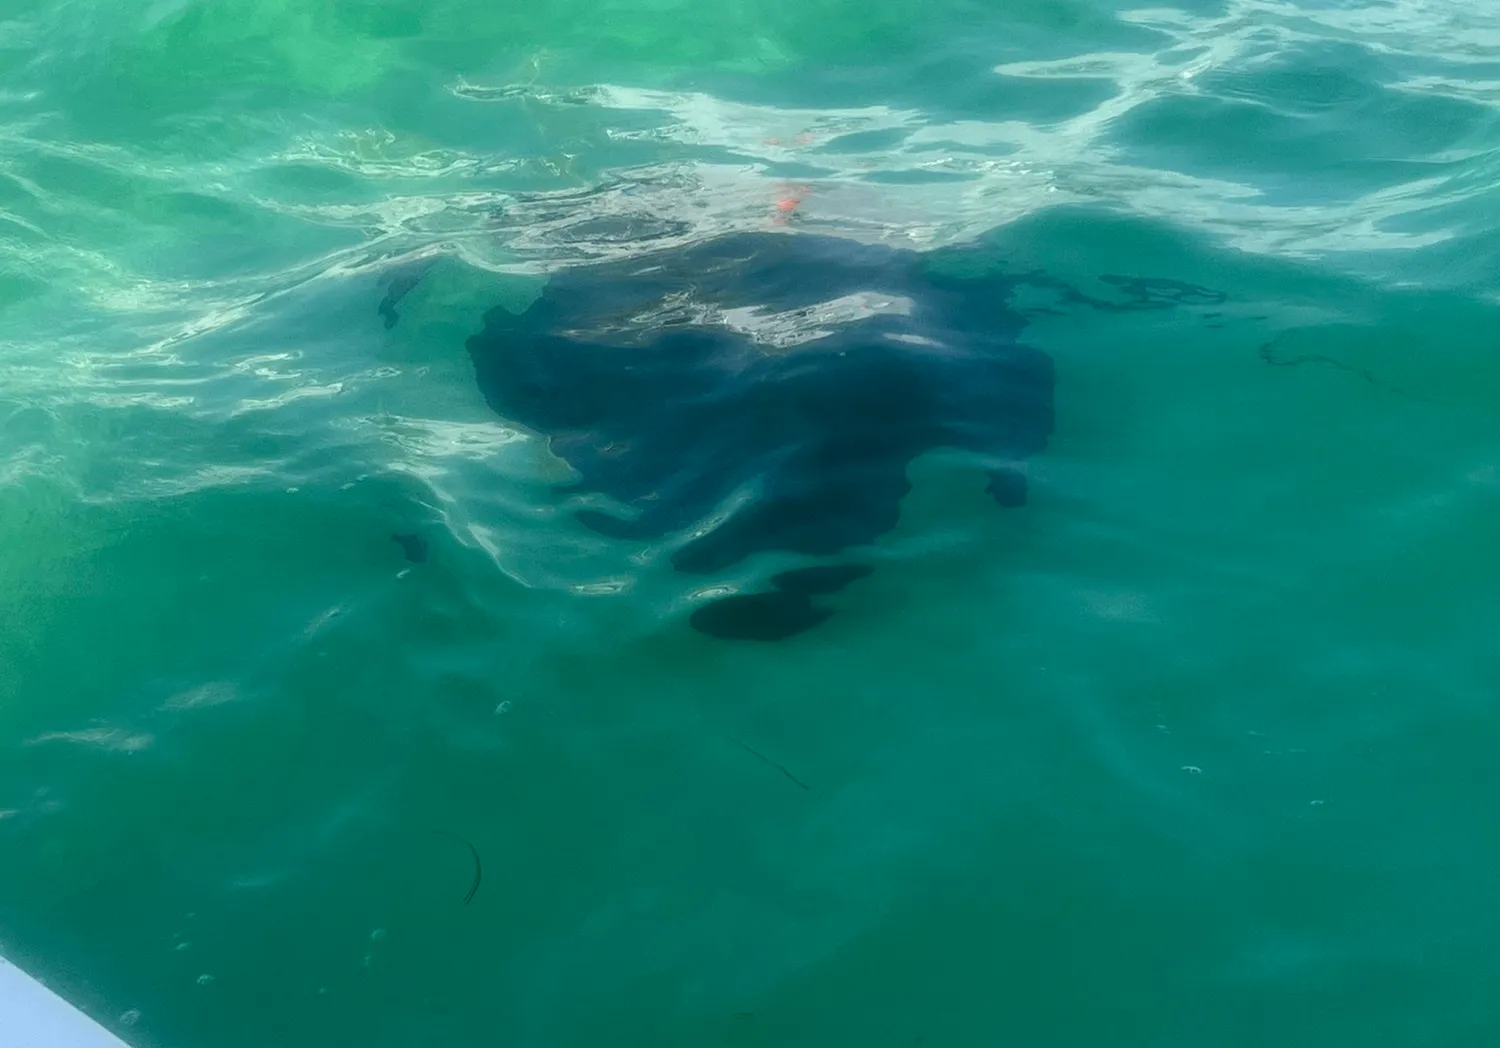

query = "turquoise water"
[4,1,1500,1045]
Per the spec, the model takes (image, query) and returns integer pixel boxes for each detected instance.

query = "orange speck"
[770,183,812,225]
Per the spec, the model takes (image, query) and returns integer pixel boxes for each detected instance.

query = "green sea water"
[4,1,1500,1045]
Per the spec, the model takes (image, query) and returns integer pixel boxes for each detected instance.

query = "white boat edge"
[0,952,132,1048]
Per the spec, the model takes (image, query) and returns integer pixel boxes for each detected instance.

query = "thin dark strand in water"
[460,838,481,905]
[734,740,811,791]
[1258,335,1434,403]
[429,830,483,904]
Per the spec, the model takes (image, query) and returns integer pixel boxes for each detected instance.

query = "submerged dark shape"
[391,532,428,563]
[379,258,438,329]
[444,231,1054,639]
[689,590,834,642]
[768,563,874,597]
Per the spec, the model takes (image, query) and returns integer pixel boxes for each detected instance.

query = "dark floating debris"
[458,838,481,905]
[1257,332,1431,402]
[734,739,811,791]
[429,830,482,905]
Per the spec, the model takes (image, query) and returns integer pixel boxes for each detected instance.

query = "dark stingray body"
[460,231,1053,639]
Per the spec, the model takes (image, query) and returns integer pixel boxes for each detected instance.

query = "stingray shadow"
[389,231,1056,640]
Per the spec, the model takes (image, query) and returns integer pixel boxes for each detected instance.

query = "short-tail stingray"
[392,231,1056,639]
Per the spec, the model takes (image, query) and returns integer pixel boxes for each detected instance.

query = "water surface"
[3,1,1500,1046]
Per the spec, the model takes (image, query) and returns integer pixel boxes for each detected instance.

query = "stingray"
[386,231,1055,640]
